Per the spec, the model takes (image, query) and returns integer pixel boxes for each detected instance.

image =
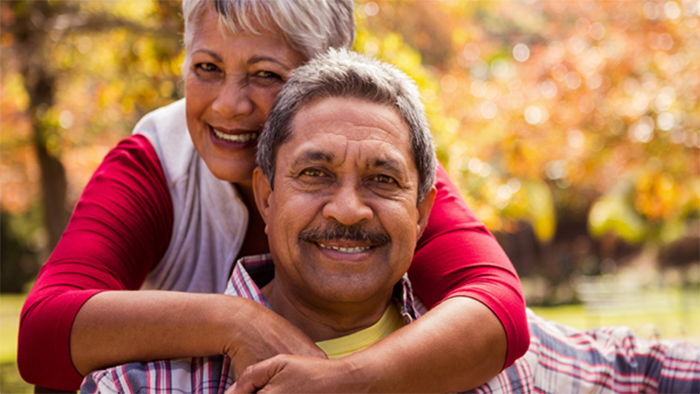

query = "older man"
[82,49,699,394]
[82,47,438,394]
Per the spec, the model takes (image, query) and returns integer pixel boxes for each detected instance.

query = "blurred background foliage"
[352,0,700,305]
[0,0,698,391]
[1,0,699,308]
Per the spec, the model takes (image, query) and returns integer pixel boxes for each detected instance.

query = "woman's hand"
[228,355,373,394]
[225,300,328,377]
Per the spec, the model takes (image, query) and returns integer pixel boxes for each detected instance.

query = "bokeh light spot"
[513,43,530,62]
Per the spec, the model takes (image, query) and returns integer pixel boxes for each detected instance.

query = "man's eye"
[372,175,397,184]
[302,169,325,177]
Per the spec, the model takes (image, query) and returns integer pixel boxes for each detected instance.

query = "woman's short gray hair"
[257,48,436,204]
[182,0,355,66]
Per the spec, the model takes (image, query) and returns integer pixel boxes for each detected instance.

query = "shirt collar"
[224,253,420,323]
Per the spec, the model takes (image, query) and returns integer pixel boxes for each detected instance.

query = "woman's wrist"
[337,350,387,393]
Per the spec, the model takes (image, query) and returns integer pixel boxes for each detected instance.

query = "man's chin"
[306,278,391,305]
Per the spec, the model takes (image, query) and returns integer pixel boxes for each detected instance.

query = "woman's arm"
[18,135,323,390]
[70,290,325,377]
[18,135,172,388]
[407,162,530,368]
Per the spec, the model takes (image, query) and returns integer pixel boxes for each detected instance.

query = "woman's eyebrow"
[191,49,223,63]
[248,56,293,71]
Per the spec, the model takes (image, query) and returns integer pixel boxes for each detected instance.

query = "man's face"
[254,96,435,309]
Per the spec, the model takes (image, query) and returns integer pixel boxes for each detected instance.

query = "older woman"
[18,1,528,392]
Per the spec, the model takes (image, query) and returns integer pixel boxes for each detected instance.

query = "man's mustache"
[299,224,391,246]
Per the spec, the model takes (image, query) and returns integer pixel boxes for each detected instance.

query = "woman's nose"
[211,77,254,119]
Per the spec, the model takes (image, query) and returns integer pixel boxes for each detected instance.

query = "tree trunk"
[33,122,70,251]
[14,1,71,250]
[28,59,70,250]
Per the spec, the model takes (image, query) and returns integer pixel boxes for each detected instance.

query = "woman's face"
[185,7,306,184]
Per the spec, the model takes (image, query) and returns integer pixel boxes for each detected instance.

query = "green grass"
[1,294,31,394]
[0,295,25,365]
[530,288,700,343]
[531,304,700,341]
[1,362,32,394]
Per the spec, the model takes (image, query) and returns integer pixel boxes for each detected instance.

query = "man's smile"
[316,242,373,254]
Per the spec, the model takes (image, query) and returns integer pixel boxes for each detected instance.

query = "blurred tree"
[1,0,183,291]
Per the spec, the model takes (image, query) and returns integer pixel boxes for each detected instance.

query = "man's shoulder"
[81,356,233,394]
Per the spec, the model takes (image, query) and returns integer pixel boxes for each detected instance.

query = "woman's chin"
[203,156,256,184]
[191,135,257,183]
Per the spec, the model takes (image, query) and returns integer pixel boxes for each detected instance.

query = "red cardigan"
[18,134,529,389]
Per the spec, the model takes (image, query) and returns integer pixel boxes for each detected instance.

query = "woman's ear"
[253,167,273,232]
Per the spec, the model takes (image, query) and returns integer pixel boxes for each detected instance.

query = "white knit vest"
[132,99,248,294]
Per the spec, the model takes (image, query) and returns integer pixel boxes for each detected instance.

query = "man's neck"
[260,279,392,342]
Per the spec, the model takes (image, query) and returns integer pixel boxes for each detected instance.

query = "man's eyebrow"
[293,150,335,166]
[191,49,223,63]
[248,56,293,71]
[368,158,404,174]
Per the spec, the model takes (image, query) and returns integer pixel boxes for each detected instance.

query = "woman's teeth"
[318,243,371,253]
[212,128,259,142]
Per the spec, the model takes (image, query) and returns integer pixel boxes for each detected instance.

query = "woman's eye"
[254,70,283,85]
[194,63,220,75]
[255,70,281,79]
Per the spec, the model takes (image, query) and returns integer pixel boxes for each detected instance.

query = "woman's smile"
[208,125,260,148]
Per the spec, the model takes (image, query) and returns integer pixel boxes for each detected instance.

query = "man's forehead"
[292,96,407,137]
[282,96,416,172]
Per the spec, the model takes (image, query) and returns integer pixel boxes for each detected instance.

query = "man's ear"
[253,167,273,232]
[416,186,436,241]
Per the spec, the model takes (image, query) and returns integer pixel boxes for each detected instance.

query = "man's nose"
[322,182,373,226]
[211,77,254,118]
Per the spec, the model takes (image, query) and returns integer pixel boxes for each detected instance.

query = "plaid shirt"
[473,310,700,394]
[81,255,700,394]
[80,254,420,394]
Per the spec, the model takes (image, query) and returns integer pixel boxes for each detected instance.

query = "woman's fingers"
[231,355,369,394]
[229,358,283,394]
[225,300,327,376]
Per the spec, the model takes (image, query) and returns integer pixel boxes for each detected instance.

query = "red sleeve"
[17,134,173,390]
[408,162,529,369]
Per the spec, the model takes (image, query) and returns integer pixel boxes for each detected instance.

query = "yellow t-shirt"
[315,302,405,360]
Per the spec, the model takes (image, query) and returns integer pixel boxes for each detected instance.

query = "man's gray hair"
[257,49,436,203]
[182,0,355,67]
